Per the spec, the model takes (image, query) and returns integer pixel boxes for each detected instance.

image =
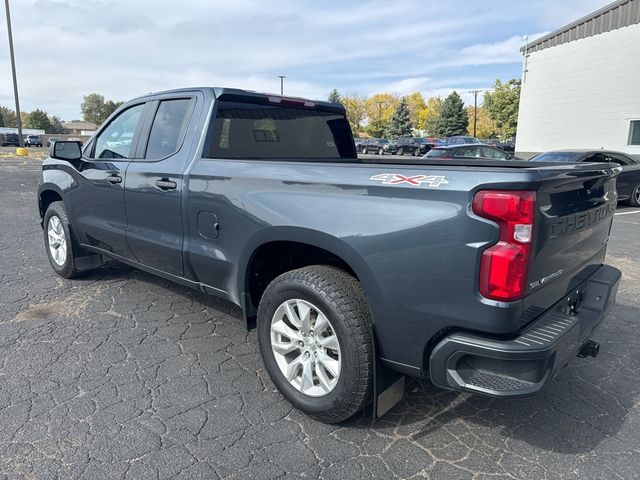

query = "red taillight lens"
[473,190,535,301]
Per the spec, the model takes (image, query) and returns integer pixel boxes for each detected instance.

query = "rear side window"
[145,99,193,159]
[208,101,355,160]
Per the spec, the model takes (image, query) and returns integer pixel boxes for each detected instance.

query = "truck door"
[71,102,148,259]
[124,96,197,277]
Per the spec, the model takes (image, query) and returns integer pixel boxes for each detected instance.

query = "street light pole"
[4,0,24,148]
[468,89,483,138]
[278,75,285,95]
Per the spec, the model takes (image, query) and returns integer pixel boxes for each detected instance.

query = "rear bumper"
[429,264,621,397]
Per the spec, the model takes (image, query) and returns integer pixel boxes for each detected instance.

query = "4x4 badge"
[370,173,449,187]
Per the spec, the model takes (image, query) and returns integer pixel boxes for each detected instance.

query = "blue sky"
[0,0,609,120]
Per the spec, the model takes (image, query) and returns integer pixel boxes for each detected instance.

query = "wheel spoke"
[285,355,303,381]
[271,319,302,342]
[284,302,302,329]
[317,351,340,377]
[315,362,332,392]
[300,358,314,392]
[296,299,311,335]
[317,334,339,351]
[314,311,329,334]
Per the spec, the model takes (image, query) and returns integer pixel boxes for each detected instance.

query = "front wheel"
[378,148,384,155]
[629,183,640,207]
[397,147,404,155]
[43,201,84,278]
[257,265,373,423]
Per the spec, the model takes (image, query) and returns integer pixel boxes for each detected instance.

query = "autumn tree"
[421,97,443,135]
[465,106,497,139]
[404,92,426,129]
[365,93,397,137]
[434,91,468,137]
[483,79,521,141]
[49,116,67,134]
[385,97,413,139]
[327,88,342,104]
[342,94,367,133]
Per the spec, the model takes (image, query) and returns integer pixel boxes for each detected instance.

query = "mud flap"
[371,327,405,418]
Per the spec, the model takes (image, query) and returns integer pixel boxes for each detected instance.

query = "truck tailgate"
[525,163,619,310]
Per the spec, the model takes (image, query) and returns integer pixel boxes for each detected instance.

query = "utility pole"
[278,75,286,95]
[468,89,483,138]
[4,0,24,149]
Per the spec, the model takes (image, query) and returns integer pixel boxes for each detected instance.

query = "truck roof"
[133,87,344,112]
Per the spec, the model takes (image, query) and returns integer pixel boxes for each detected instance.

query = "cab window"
[92,104,145,159]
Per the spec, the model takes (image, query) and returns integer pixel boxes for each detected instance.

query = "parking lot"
[1,148,639,479]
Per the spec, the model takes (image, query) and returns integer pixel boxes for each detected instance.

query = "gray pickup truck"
[38,88,621,423]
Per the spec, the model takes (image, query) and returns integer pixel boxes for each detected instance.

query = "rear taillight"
[473,190,535,301]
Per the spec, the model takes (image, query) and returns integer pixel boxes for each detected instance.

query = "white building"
[515,0,640,159]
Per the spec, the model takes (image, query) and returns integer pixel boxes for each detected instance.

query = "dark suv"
[361,138,393,154]
[395,137,431,156]
[1,133,20,146]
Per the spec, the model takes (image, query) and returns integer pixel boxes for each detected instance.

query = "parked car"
[46,137,60,147]
[24,135,43,147]
[395,137,431,156]
[362,138,393,155]
[441,136,482,145]
[38,87,621,423]
[424,144,518,160]
[530,149,640,206]
[354,138,366,152]
[1,133,21,146]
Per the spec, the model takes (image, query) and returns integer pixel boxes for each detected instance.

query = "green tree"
[435,91,468,137]
[385,97,413,139]
[103,100,124,120]
[483,79,521,141]
[0,106,18,128]
[49,116,67,134]
[0,110,4,128]
[26,109,52,131]
[342,94,367,133]
[81,94,123,125]
[327,88,342,104]
[365,117,388,138]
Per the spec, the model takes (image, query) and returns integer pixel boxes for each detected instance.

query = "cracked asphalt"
[1,150,639,479]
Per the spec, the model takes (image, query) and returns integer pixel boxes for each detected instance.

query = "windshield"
[530,152,582,162]
[378,139,389,144]
[412,138,426,143]
[425,149,448,157]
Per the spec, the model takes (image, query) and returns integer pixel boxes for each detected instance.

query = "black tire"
[378,148,384,155]
[362,147,368,154]
[397,147,404,155]
[257,265,373,423]
[43,201,83,278]
[629,183,640,207]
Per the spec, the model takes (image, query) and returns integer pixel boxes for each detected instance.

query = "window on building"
[629,120,640,146]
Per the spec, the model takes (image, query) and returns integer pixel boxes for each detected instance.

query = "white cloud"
[0,0,610,119]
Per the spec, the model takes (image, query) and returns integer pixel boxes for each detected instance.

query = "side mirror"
[49,141,82,161]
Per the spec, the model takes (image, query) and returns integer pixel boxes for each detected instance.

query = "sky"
[0,0,609,121]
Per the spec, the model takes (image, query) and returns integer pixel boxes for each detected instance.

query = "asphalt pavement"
[1,150,639,479]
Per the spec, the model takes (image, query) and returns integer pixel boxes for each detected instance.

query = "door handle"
[107,174,122,184]
[155,179,177,190]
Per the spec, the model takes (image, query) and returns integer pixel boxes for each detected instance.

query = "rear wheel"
[362,147,368,154]
[378,148,384,155]
[257,265,373,423]
[397,147,404,155]
[629,183,640,207]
